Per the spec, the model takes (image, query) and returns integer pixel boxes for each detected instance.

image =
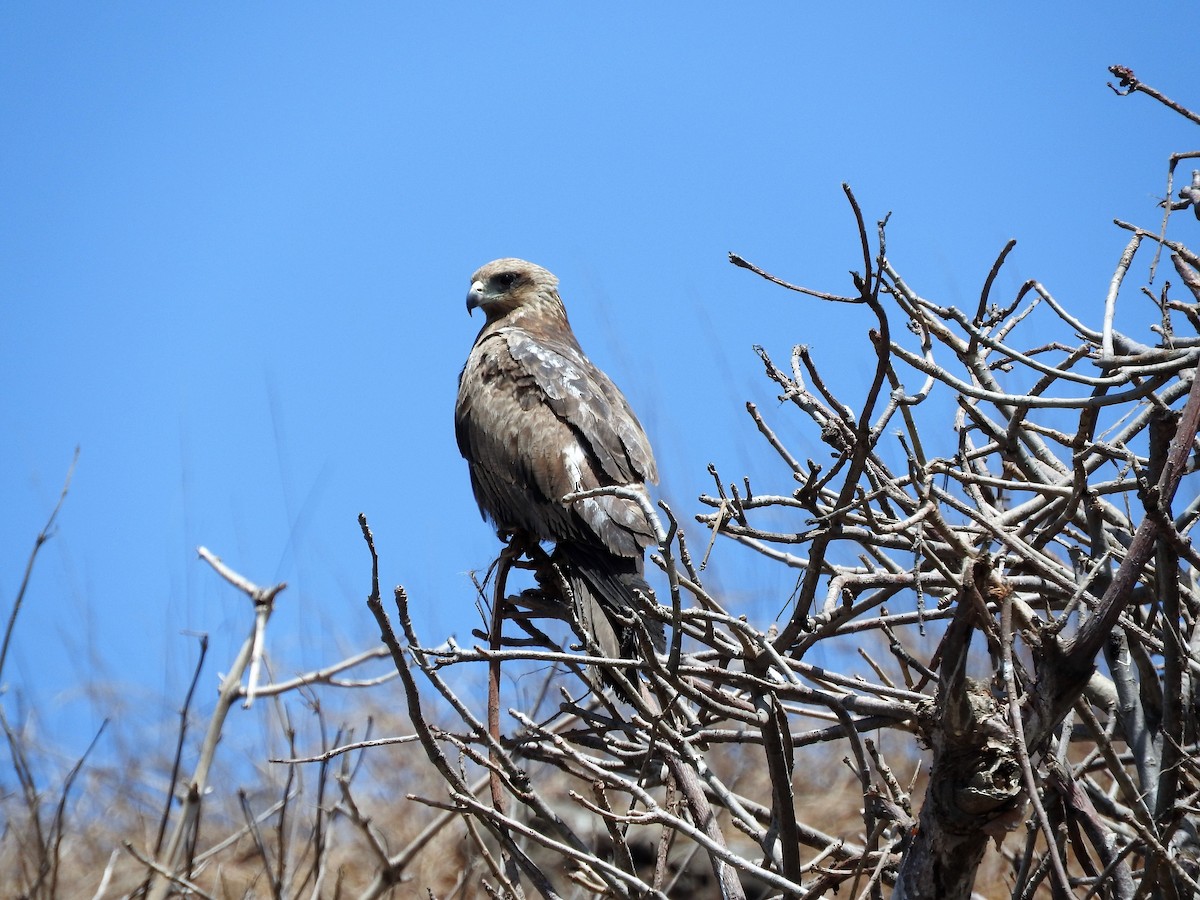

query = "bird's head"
[466,258,561,323]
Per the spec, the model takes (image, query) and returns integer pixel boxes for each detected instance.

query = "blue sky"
[2,5,1195,756]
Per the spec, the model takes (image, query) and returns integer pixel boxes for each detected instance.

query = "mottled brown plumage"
[454,258,663,666]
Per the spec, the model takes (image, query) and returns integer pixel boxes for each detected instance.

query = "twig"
[0,447,78,684]
[144,549,286,900]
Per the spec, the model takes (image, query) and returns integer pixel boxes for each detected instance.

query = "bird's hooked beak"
[466,280,487,315]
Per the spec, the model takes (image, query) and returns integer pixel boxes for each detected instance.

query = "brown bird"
[454,258,664,672]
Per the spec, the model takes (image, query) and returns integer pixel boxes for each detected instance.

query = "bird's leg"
[522,541,558,588]
[489,529,535,640]
[493,529,544,602]
[493,536,616,697]
[502,530,546,577]
[506,541,583,639]
[482,533,576,649]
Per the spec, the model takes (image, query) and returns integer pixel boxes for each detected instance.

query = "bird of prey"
[454,258,665,674]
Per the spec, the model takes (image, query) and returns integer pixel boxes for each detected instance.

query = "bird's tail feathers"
[548,543,666,664]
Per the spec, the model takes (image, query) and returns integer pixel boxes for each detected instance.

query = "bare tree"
[361,67,1200,899]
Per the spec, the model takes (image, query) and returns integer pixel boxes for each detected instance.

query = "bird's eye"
[493,272,518,289]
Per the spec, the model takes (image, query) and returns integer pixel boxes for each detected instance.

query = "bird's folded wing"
[502,327,658,487]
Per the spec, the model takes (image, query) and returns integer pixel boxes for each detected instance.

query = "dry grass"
[0,679,905,899]
[0,725,1052,898]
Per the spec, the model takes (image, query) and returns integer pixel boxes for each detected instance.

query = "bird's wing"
[455,327,657,557]
[502,326,658,486]
[502,326,658,556]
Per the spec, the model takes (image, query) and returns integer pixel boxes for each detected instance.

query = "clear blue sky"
[2,5,1194,756]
